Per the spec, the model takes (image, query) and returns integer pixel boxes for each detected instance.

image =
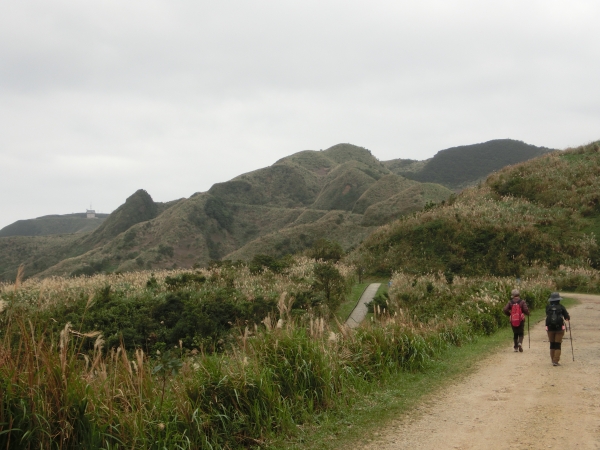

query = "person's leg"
[512,326,519,350]
[517,323,525,351]
[547,331,556,362]
[553,331,565,364]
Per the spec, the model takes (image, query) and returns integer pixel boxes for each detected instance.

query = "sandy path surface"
[360,293,600,450]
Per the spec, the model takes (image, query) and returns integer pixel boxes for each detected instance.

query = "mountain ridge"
[0,139,553,281]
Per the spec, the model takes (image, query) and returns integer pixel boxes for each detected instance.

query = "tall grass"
[0,265,553,448]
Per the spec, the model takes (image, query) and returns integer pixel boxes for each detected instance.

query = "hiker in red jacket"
[503,289,530,352]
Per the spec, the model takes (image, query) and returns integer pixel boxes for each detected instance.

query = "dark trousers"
[511,323,525,348]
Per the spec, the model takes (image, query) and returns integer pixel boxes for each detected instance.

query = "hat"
[511,289,520,297]
[548,292,562,303]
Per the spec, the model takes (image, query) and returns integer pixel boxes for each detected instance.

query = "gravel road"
[359,293,600,450]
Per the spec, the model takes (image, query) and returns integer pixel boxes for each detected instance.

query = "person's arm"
[502,302,511,316]
[521,300,530,316]
[562,306,570,321]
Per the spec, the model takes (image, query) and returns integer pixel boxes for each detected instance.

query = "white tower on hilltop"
[86,203,96,219]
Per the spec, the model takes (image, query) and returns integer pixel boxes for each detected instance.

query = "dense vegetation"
[2,139,600,448]
[0,262,554,449]
[355,141,600,278]
[386,139,553,190]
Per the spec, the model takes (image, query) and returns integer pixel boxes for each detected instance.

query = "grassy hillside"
[0,234,79,280]
[361,183,453,226]
[385,139,553,190]
[227,210,377,261]
[2,139,554,280]
[0,213,108,237]
[352,174,418,215]
[354,141,600,277]
[0,144,444,279]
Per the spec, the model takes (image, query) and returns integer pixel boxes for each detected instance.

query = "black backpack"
[548,305,563,328]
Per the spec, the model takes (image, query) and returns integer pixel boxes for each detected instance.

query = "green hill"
[361,183,454,226]
[1,139,558,281]
[354,141,600,277]
[384,139,553,190]
[0,213,109,237]
[0,144,446,280]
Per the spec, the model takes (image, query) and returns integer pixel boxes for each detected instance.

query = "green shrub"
[307,238,344,262]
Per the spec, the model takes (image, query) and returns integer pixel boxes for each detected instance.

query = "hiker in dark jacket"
[546,292,570,366]
[503,289,530,352]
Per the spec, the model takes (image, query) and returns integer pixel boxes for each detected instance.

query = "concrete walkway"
[345,283,381,328]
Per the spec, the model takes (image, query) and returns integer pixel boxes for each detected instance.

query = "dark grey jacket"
[545,303,570,331]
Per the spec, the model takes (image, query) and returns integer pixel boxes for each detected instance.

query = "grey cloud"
[1,0,599,229]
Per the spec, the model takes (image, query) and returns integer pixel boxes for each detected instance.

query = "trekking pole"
[568,320,574,361]
[527,316,531,348]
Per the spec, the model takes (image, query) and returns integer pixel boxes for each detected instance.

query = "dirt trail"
[359,293,600,450]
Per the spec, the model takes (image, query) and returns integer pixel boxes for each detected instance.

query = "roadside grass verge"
[269,297,578,450]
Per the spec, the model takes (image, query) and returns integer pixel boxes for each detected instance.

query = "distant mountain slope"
[384,139,554,190]
[1,139,557,280]
[354,141,600,277]
[0,234,79,280]
[0,213,109,237]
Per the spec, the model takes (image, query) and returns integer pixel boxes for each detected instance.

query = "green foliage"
[352,174,418,214]
[204,235,223,260]
[164,271,206,289]
[488,141,600,216]
[308,238,344,262]
[361,183,452,226]
[402,139,553,189]
[0,268,557,449]
[312,262,348,313]
[122,228,137,246]
[366,292,392,314]
[312,163,380,211]
[21,281,276,353]
[70,258,112,277]
[355,143,600,277]
[157,244,174,257]
[249,254,291,274]
[204,196,234,232]
[388,272,551,336]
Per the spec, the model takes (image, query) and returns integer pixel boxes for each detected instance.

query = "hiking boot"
[552,362,561,366]
[518,344,523,353]
[514,347,519,352]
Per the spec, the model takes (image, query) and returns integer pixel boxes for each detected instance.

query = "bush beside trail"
[0,258,354,355]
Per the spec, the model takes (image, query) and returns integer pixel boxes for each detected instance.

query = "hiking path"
[358,293,600,450]
[346,283,381,329]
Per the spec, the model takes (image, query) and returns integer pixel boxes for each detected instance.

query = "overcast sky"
[1,1,599,230]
